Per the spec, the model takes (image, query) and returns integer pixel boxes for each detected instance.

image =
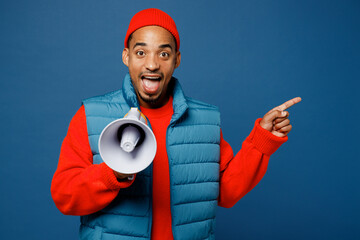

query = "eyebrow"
[133,42,146,49]
[132,42,173,50]
[159,44,173,50]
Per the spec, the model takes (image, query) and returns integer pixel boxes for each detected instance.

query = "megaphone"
[98,108,157,174]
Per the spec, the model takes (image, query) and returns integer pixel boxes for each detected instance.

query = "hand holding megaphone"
[98,108,157,176]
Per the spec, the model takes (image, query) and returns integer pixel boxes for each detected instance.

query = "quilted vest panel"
[168,99,220,240]
[81,88,153,240]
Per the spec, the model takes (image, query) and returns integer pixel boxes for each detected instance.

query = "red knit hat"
[124,8,180,51]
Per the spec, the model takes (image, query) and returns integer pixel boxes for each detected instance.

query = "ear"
[122,48,129,67]
[175,51,181,69]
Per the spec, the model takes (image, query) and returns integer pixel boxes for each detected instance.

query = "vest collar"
[121,73,188,124]
[122,73,140,108]
[170,77,188,125]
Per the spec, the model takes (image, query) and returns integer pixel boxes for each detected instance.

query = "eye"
[160,52,169,58]
[136,50,145,56]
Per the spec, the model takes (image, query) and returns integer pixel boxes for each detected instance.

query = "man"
[51,8,301,240]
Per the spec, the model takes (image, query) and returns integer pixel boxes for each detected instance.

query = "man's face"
[122,26,181,108]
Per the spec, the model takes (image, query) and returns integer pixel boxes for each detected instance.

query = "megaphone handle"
[113,171,135,181]
[126,108,141,120]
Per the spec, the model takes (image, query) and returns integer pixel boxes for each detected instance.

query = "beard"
[138,91,163,105]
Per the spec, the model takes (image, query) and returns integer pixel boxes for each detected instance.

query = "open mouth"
[141,74,162,94]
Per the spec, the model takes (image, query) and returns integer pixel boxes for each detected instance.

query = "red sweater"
[51,98,287,239]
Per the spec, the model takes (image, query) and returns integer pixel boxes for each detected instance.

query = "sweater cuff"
[251,118,288,156]
[100,163,135,190]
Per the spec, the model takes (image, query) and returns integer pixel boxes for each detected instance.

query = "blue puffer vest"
[80,74,221,240]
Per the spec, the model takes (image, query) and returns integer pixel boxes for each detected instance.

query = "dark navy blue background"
[1,0,359,239]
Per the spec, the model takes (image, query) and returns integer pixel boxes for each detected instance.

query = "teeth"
[143,76,160,80]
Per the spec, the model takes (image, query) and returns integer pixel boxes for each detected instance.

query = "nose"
[145,54,160,71]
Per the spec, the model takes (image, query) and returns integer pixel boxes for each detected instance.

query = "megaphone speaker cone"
[98,117,157,174]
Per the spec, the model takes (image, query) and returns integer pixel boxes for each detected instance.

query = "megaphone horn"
[98,108,157,174]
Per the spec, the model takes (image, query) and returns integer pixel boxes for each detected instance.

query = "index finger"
[273,97,302,111]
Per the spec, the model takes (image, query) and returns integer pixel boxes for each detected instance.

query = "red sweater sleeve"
[218,118,288,208]
[51,105,135,216]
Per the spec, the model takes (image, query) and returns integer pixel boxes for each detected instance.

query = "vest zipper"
[166,122,176,239]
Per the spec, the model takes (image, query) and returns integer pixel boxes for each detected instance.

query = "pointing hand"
[259,97,302,137]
